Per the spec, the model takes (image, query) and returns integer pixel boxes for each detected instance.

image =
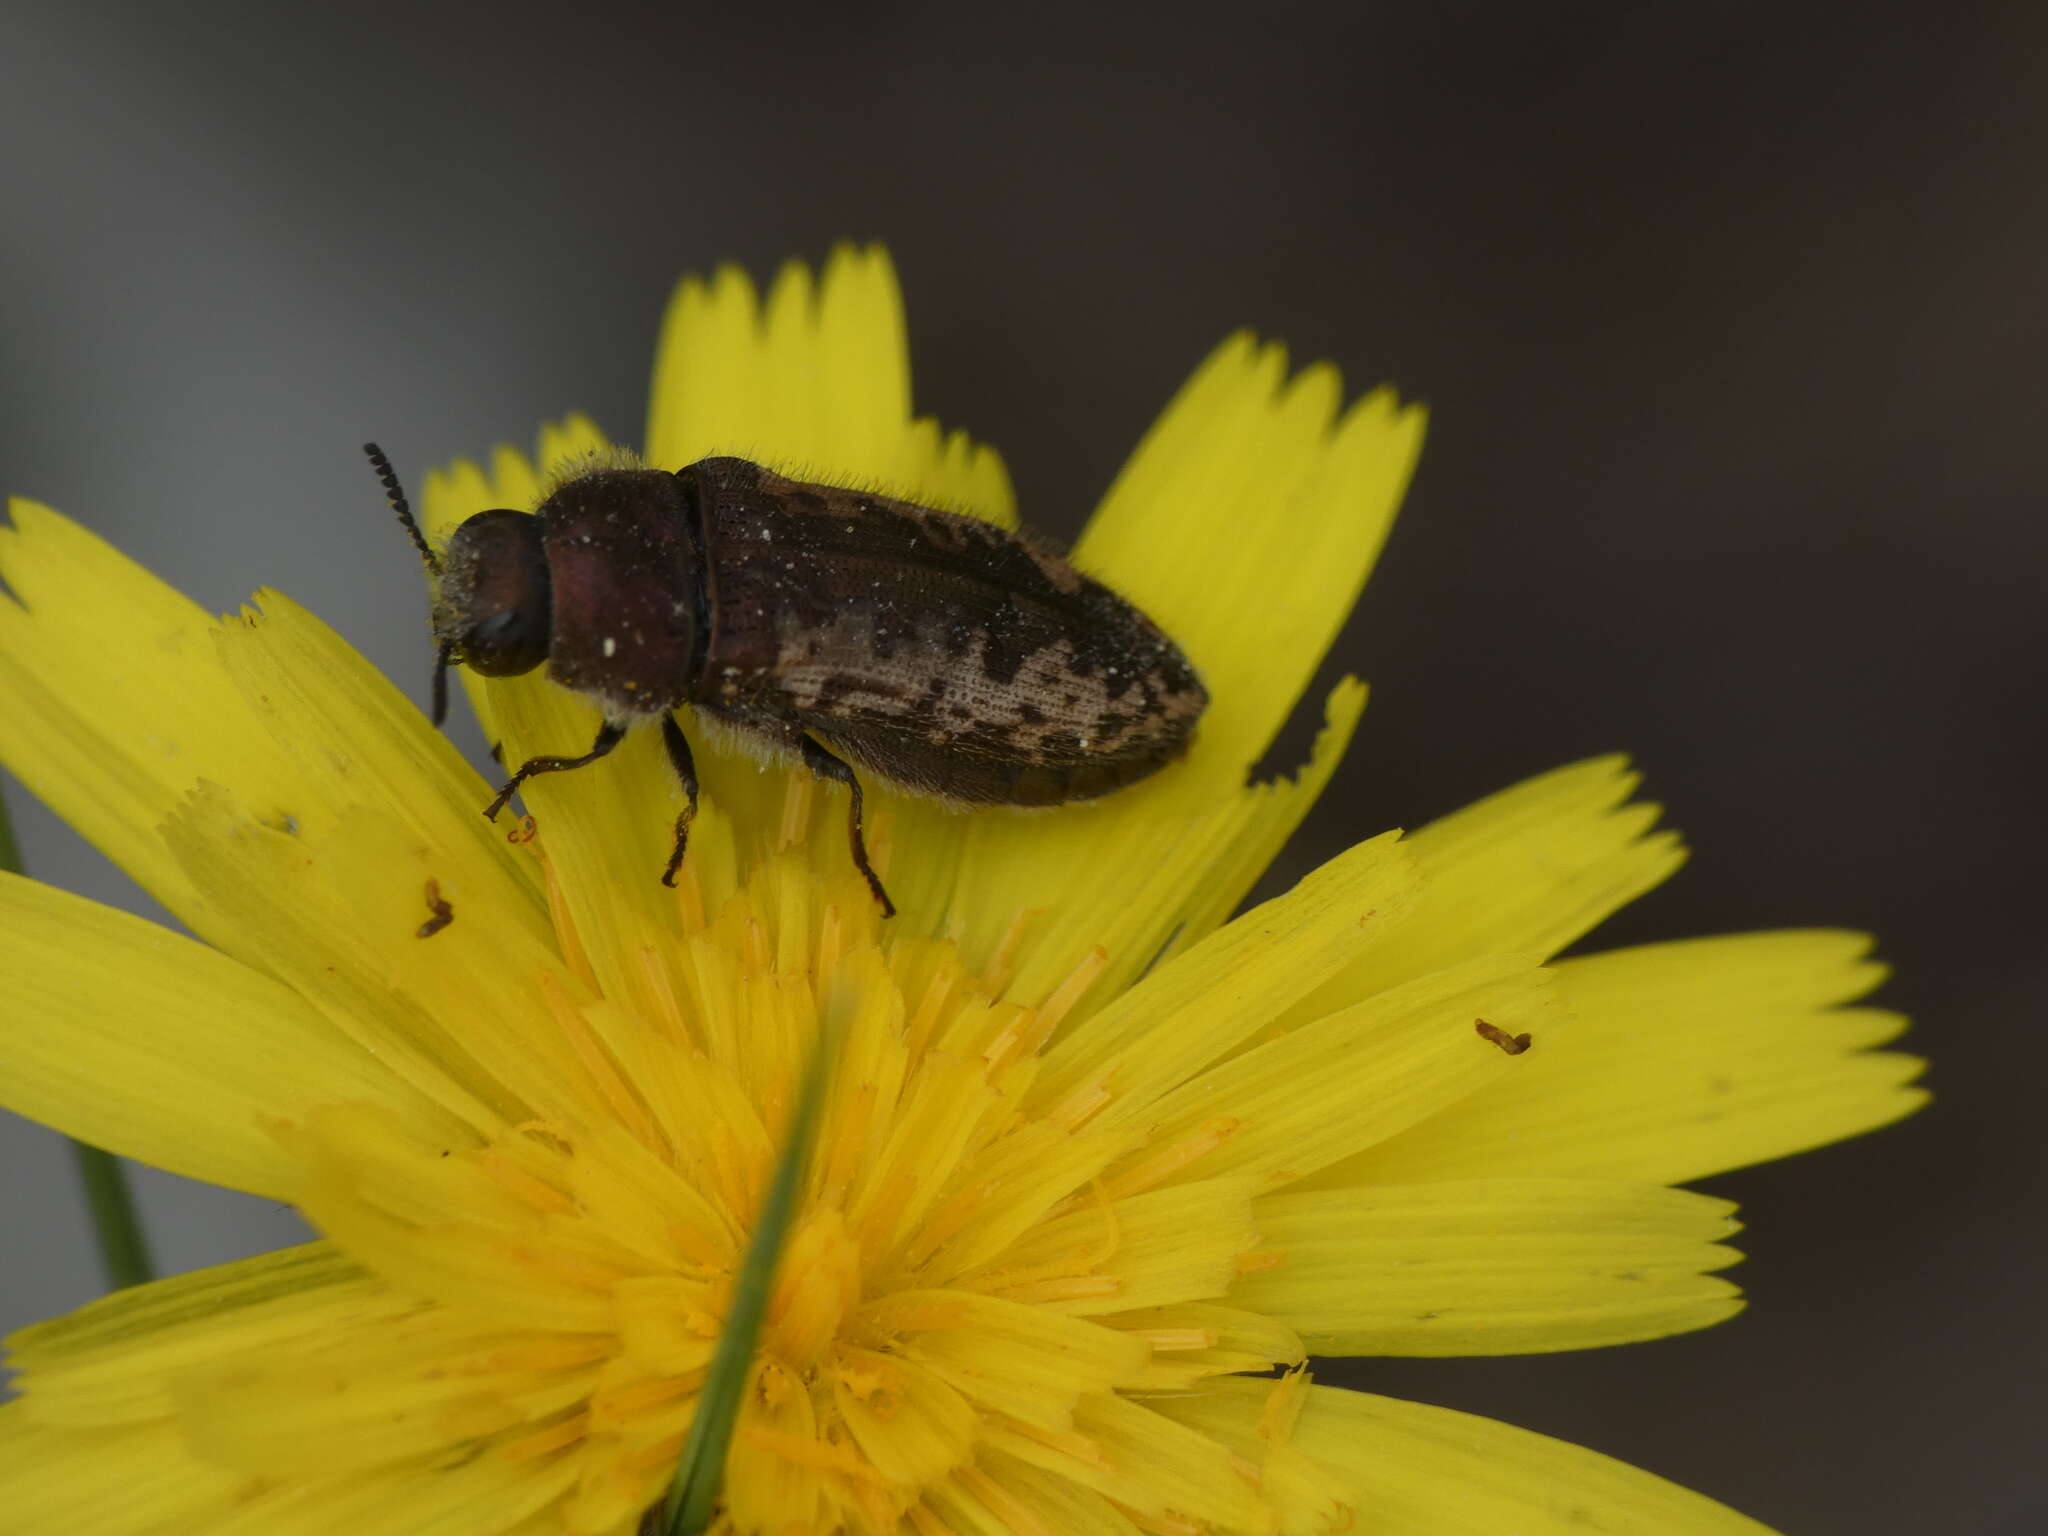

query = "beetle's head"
[369,441,536,726]
[434,508,553,677]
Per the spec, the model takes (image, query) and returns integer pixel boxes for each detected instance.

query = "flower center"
[768,1207,862,1368]
[273,845,1285,1534]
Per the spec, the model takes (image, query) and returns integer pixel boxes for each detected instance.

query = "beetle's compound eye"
[436,509,552,677]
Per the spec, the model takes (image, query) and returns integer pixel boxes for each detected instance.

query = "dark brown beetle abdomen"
[680,457,1207,806]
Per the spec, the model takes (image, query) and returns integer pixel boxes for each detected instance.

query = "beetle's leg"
[484,719,627,820]
[658,714,701,888]
[798,734,896,918]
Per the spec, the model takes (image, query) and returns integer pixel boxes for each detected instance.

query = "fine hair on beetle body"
[366,444,1209,919]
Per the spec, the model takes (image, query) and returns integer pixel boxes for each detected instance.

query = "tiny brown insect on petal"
[1475,1018,1532,1055]
[507,815,540,844]
[416,878,454,938]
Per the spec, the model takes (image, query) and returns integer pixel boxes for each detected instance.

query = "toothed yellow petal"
[1112,958,1560,1185]
[644,244,1014,525]
[157,784,550,1134]
[0,874,448,1199]
[1306,1380,1778,1534]
[1068,1390,1273,1532]
[829,1348,976,1486]
[1286,755,1686,1025]
[1239,1181,1743,1355]
[1071,336,1424,799]
[946,677,1371,1013]
[0,499,308,945]
[1329,929,1925,1187]
[990,1178,1261,1316]
[214,589,551,937]
[0,1405,245,1535]
[207,1451,579,1536]
[874,1291,1148,1431]
[7,1244,379,1426]
[1029,827,1420,1123]
[1100,1302,1305,1389]
[933,1448,1143,1536]
[1155,1377,1780,1534]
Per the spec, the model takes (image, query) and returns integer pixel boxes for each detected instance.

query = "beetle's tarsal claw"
[661,808,694,888]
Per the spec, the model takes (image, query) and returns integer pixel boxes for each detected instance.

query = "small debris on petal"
[417,878,455,938]
[1475,1018,1532,1055]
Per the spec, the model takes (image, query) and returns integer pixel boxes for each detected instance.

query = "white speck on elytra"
[602,637,616,657]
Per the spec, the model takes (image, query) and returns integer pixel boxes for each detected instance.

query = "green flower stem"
[656,989,843,1536]
[69,1141,153,1289]
[0,780,154,1291]
[0,775,17,874]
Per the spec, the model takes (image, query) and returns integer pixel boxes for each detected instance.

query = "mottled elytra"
[366,444,1209,916]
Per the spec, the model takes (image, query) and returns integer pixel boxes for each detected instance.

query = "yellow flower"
[0,246,1923,1535]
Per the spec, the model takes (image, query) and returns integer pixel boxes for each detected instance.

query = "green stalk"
[69,1140,153,1289]
[656,992,841,1535]
[0,775,17,874]
[0,780,154,1290]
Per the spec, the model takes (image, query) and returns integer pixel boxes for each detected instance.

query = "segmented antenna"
[431,640,452,728]
[364,442,439,574]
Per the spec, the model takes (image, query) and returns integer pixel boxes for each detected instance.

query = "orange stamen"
[499,1412,589,1462]
[778,773,816,851]
[1235,1248,1287,1276]
[476,1149,579,1217]
[538,971,668,1158]
[537,847,598,990]
[635,945,692,1046]
[1035,944,1109,1036]
[1126,1327,1215,1352]
[990,1274,1122,1304]
[980,906,1042,996]
[957,1464,1058,1536]
[670,858,707,933]
[1099,1116,1240,1201]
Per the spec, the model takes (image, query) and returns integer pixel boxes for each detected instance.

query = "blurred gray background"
[2,3,2041,1532]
